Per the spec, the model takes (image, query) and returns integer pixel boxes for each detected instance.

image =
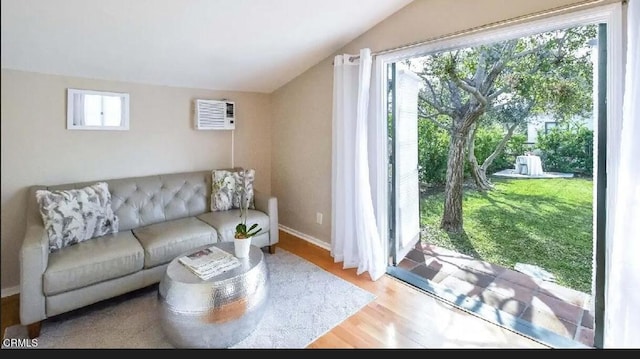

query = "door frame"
[374,3,624,348]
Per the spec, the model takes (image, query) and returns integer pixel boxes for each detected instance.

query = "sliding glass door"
[389,63,421,265]
[381,5,623,348]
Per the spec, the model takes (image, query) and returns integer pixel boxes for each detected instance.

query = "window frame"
[66,88,130,131]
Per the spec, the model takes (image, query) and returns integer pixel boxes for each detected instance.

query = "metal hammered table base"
[158,242,269,348]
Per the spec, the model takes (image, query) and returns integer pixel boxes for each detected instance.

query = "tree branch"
[480,122,519,171]
[487,87,509,101]
[418,111,451,131]
[452,76,488,106]
[467,123,478,161]
[418,93,453,117]
[473,51,486,86]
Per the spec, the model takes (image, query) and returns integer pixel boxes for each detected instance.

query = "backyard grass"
[420,177,593,293]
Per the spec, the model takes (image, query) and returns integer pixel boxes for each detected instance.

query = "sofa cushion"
[132,217,218,268]
[197,209,269,243]
[36,182,119,252]
[44,231,143,296]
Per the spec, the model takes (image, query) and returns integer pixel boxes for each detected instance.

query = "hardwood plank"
[1,294,20,338]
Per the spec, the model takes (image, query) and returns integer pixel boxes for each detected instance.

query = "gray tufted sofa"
[19,169,278,338]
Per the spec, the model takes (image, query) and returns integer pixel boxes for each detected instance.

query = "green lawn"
[420,177,593,293]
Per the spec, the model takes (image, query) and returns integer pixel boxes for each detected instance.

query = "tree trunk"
[441,134,466,233]
[467,125,494,191]
[469,162,494,191]
[469,122,519,190]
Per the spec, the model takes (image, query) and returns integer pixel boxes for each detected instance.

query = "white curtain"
[331,48,386,281]
[73,93,85,126]
[604,0,640,348]
[368,55,389,260]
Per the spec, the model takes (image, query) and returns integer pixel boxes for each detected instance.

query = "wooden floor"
[279,231,547,348]
[1,293,19,341]
[1,230,548,348]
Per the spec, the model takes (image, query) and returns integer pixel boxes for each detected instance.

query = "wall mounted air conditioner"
[194,99,235,130]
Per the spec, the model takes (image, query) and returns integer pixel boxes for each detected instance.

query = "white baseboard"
[1,285,20,298]
[278,225,331,251]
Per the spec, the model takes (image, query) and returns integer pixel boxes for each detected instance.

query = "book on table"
[178,245,240,280]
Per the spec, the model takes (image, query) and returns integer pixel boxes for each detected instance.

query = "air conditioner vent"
[194,99,235,130]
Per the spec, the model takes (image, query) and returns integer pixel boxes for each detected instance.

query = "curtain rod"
[343,0,614,63]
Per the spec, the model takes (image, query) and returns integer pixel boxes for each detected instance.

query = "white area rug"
[3,249,375,349]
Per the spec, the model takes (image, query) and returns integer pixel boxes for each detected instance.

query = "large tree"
[413,25,595,233]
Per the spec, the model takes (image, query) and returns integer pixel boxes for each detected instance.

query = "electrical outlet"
[316,212,323,225]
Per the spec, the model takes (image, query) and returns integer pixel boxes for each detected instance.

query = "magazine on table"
[178,245,240,280]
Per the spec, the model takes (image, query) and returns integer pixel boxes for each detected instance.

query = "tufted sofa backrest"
[46,170,212,231]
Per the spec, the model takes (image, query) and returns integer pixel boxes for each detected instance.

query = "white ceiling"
[1,0,413,93]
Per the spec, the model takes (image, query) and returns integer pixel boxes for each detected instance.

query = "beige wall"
[0,0,618,293]
[0,69,271,290]
[270,0,596,244]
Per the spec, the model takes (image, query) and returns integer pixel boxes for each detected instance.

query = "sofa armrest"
[20,186,49,326]
[20,224,49,325]
[253,191,278,246]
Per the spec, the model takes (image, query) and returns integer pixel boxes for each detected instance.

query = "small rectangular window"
[67,88,130,130]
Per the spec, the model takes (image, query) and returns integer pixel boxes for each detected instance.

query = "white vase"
[234,236,252,258]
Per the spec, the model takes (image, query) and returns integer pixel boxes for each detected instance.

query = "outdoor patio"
[493,169,574,179]
[396,242,594,348]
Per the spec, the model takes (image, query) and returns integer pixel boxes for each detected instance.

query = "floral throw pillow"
[211,170,238,211]
[211,168,256,211]
[35,182,119,252]
[234,168,255,210]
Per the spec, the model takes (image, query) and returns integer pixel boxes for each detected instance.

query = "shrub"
[417,120,528,185]
[536,124,593,175]
[468,126,528,175]
[417,119,449,185]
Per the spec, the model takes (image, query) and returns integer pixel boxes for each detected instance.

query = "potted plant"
[234,188,261,258]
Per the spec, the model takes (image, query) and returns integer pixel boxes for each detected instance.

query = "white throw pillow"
[210,168,256,212]
[235,168,255,210]
[211,170,238,211]
[36,182,119,252]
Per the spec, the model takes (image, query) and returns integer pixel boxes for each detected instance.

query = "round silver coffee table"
[158,242,269,348]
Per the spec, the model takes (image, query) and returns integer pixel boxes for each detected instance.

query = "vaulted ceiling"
[1,0,414,93]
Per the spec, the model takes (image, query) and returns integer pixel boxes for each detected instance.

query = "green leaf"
[247,228,262,237]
